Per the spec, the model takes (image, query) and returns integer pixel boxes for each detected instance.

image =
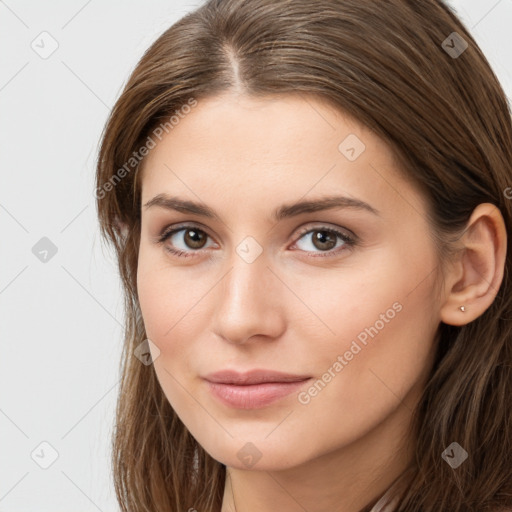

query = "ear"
[440,203,507,326]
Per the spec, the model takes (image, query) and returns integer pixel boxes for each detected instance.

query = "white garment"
[368,486,399,512]
[367,470,410,512]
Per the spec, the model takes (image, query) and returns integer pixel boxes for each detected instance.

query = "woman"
[95,0,512,510]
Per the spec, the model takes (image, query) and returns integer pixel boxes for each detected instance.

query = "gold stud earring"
[459,305,466,312]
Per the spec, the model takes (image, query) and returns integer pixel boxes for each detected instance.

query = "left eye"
[157,224,356,258]
[292,227,354,255]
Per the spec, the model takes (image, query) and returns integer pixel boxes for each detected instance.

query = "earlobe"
[439,203,507,327]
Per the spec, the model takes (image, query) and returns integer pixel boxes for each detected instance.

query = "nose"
[211,249,286,345]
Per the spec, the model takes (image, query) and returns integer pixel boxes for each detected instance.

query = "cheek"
[288,257,438,449]
[137,259,167,340]
[136,249,212,362]
[298,241,439,389]
[136,253,204,414]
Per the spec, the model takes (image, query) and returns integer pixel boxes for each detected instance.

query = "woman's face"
[137,92,442,470]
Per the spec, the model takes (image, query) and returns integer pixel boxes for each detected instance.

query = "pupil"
[186,229,206,248]
[313,231,336,250]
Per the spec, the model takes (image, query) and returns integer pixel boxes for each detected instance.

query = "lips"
[203,369,311,385]
[203,369,312,409]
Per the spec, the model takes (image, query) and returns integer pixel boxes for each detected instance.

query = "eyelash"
[156,223,357,259]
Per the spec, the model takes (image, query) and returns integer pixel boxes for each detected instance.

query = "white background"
[1,1,511,510]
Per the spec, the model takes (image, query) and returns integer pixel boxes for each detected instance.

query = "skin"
[136,92,507,512]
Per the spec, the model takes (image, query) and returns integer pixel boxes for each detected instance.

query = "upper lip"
[203,369,311,385]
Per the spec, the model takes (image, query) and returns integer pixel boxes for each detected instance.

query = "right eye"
[157,224,216,258]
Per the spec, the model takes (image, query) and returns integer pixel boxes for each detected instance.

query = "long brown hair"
[95,0,512,510]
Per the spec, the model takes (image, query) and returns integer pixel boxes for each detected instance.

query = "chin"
[197,435,314,472]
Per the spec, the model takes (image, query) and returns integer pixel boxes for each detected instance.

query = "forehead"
[138,92,426,223]
[142,92,369,172]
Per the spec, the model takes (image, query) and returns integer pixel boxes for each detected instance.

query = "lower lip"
[205,379,311,409]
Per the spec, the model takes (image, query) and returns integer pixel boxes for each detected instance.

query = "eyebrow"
[143,193,380,221]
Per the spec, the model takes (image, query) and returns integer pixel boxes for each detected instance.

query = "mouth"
[203,369,312,409]
[203,368,312,385]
